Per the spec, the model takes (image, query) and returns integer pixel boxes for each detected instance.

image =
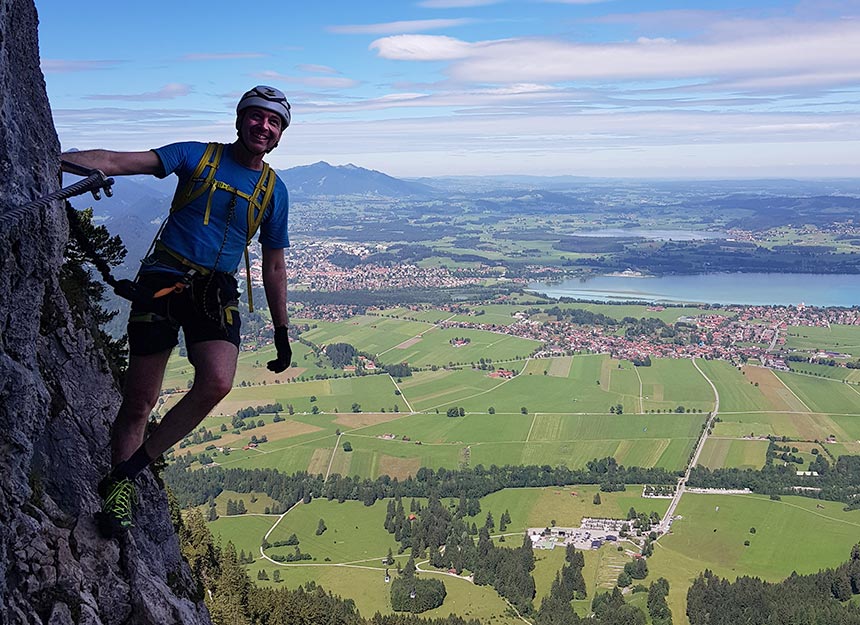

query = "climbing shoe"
[96,475,136,538]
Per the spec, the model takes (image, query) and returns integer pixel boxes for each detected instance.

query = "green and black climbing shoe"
[96,475,136,538]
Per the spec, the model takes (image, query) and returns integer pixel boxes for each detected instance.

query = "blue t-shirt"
[148,141,289,273]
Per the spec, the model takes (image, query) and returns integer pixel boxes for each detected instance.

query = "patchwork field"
[167,305,860,622]
[205,486,860,625]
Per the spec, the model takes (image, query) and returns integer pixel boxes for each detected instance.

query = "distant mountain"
[277,161,437,198]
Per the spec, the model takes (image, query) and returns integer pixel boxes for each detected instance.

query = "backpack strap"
[159,142,278,313]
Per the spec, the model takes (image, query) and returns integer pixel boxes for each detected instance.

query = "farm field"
[696,437,769,470]
[785,324,860,358]
[649,493,860,624]
[205,487,860,625]
[695,360,777,412]
[775,369,860,414]
[711,411,859,444]
[166,304,860,622]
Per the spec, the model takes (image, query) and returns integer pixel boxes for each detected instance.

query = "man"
[61,86,293,538]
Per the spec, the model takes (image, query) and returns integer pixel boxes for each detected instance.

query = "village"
[241,240,860,374]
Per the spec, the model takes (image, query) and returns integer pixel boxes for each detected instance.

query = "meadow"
[204,486,860,625]
[785,324,860,358]
[164,303,860,623]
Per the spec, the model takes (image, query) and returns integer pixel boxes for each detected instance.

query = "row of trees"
[164,457,678,512]
[688,453,860,507]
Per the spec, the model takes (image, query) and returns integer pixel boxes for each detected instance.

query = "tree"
[593,492,602,505]
[316,518,327,535]
[342,441,353,452]
[60,206,128,382]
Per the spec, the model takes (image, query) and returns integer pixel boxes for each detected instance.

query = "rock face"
[0,1,211,623]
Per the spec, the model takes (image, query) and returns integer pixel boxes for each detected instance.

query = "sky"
[36,0,860,178]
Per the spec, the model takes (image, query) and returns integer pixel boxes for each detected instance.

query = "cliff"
[0,1,211,623]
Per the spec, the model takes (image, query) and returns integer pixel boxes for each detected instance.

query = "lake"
[528,272,860,307]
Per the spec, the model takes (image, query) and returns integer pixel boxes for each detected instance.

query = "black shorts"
[127,271,241,356]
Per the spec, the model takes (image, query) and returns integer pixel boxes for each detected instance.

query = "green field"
[209,486,673,621]
[650,493,860,624]
[697,437,769,469]
[775,370,860,414]
[695,360,775,413]
[206,486,860,625]
[785,325,860,358]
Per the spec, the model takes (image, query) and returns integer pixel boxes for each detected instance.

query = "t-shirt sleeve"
[259,180,290,249]
[152,142,205,180]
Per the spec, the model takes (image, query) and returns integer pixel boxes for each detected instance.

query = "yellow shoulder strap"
[170,142,223,214]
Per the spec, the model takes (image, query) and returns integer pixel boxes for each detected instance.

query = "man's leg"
[140,339,239,460]
[111,349,172,467]
[97,340,237,537]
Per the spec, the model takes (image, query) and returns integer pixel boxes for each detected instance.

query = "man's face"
[239,106,284,153]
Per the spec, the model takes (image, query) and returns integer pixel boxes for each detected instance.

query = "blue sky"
[37,0,860,178]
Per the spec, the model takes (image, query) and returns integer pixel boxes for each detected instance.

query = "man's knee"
[121,386,159,418]
[192,374,233,404]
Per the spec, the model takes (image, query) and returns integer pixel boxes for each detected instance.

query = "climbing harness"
[145,142,277,312]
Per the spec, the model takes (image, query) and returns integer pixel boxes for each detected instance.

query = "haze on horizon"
[37,0,860,179]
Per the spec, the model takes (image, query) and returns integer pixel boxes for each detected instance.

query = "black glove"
[267,326,292,373]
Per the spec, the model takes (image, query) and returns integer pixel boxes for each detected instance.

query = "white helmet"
[236,85,291,128]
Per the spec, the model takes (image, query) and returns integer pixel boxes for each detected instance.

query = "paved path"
[658,357,719,535]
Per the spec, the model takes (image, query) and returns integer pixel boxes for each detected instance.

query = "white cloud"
[329,19,475,35]
[374,20,860,90]
[297,64,340,74]
[83,83,191,101]
[179,52,267,61]
[254,70,360,89]
[41,59,123,73]
[370,34,475,60]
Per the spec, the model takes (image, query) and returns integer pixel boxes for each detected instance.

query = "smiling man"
[61,85,293,538]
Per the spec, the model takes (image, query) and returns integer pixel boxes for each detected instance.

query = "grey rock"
[0,1,212,623]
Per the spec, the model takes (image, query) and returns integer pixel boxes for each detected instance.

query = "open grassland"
[785,324,860,357]
[775,369,860,414]
[447,304,533,326]
[711,411,858,444]
[649,493,860,625]
[371,307,457,324]
[696,360,781,412]
[303,315,433,357]
[384,327,540,369]
[255,564,520,625]
[697,437,769,469]
[215,486,670,621]
[788,361,860,384]
[208,487,860,625]
[637,358,714,413]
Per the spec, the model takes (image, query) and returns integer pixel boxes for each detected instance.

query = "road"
[658,357,720,535]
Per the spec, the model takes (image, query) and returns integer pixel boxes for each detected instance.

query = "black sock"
[111,445,154,481]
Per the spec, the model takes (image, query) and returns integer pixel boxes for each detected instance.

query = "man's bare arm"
[261,246,289,328]
[60,149,162,177]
